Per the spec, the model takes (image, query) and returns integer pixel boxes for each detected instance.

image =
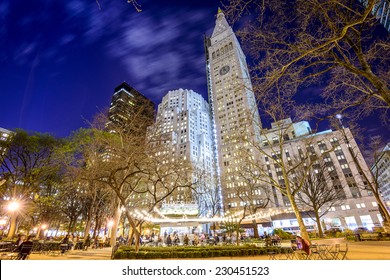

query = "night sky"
[1,0,219,137]
[0,0,388,156]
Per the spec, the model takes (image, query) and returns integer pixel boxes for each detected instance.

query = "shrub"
[272,228,292,240]
[112,244,280,259]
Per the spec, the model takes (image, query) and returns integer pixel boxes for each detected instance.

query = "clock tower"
[205,9,262,211]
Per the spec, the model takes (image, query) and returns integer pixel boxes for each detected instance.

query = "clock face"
[219,65,230,75]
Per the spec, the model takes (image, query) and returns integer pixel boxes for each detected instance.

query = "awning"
[271,211,315,221]
[240,222,273,228]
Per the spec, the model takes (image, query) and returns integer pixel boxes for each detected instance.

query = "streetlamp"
[7,201,20,212]
[336,114,344,128]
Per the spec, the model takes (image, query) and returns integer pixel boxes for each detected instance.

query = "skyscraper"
[0,127,12,162]
[149,89,218,217]
[372,143,390,207]
[205,9,262,212]
[107,82,155,133]
[359,0,390,31]
[205,9,382,233]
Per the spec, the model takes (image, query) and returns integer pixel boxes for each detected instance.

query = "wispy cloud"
[102,8,211,101]
[5,0,214,106]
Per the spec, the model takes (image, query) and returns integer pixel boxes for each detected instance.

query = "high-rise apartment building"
[205,9,262,212]
[372,143,390,208]
[149,89,218,217]
[359,0,390,31]
[107,82,155,133]
[0,127,12,157]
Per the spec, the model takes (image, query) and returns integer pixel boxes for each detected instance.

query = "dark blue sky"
[0,0,388,154]
[0,0,219,137]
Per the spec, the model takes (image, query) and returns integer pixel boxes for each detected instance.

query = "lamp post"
[336,114,344,128]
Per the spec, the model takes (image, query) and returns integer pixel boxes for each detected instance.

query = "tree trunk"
[289,195,310,242]
[110,199,121,247]
[83,204,95,238]
[134,224,142,252]
[7,213,17,239]
[252,219,259,238]
[128,228,134,246]
[314,209,323,238]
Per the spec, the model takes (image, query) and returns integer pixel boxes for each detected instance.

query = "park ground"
[24,238,390,260]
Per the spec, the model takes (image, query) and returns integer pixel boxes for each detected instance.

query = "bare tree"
[196,177,222,234]
[223,0,390,124]
[220,211,246,245]
[68,109,197,252]
[230,161,271,238]
[233,109,340,242]
[95,1,142,12]
[294,158,345,237]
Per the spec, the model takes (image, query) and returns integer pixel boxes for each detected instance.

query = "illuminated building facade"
[0,127,12,158]
[258,119,382,232]
[372,143,390,209]
[205,9,262,215]
[149,89,218,218]
[205,10,382,233]
[107,82,155,132]
[359,0,390,31]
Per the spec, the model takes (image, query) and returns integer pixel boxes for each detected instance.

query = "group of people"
[163,232,223,246]
[263,232,281,246]
[13,232,109,256]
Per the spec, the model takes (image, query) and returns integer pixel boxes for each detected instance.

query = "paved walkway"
[27,238,390,260]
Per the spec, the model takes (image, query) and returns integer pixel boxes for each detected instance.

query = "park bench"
[359,233,380,241]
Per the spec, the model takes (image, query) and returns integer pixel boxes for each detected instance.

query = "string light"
[126,207,299,224]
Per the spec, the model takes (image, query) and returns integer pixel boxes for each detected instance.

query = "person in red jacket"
[296,235,311,255]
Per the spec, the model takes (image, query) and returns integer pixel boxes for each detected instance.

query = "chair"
[293,250,310,260]
[328,244,340,260]
[60,243,69,254]
[16,243,33,260]
[277,247,294,260]
[309,244,321,260]
[336,244,348,260]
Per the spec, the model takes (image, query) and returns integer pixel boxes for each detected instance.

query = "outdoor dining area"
[269,243,349,260]
[0,239,85,260]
